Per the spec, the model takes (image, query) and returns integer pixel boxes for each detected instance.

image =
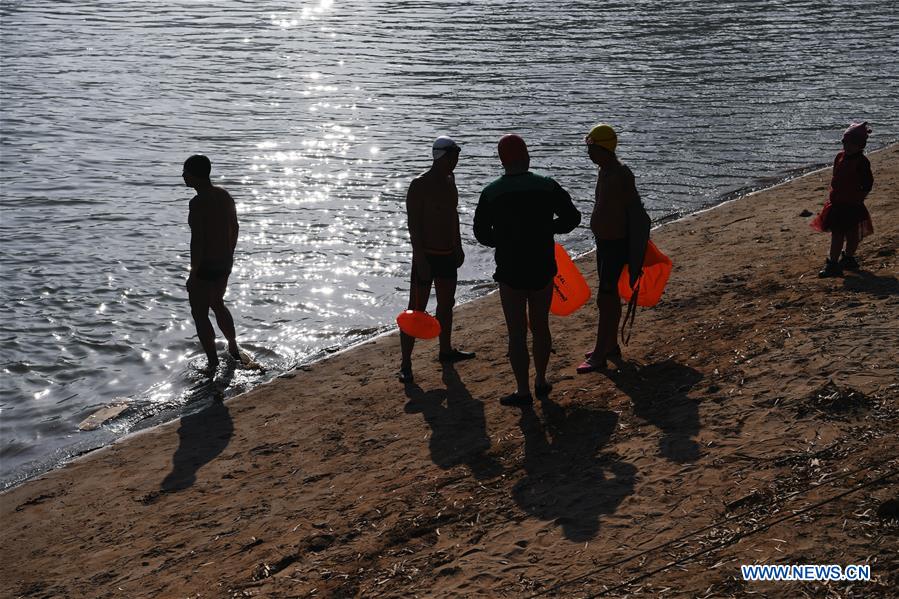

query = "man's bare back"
[406,169,461,257]
[189,185,238,279]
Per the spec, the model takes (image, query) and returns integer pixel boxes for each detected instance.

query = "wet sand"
[2,145,897,598]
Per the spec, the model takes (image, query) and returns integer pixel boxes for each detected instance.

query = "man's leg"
[209,276,238,358]
[400,277,432,376]
[433,257,473,363]
[597,291,622,360]
[527,283,553,389]
[433,276,457,356]
[499,283,530,397]
[587,244,624,366]
[189,278,218,371]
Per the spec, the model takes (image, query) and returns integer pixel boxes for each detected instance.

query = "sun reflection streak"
[235,6,410,398]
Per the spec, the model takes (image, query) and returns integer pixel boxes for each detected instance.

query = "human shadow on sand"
[610,360,703,463]
[403,364,503,480]
[842,270,899,296]
[160,395,234,492]
[511,397,636,542]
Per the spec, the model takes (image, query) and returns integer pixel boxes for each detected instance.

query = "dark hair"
[183,154,212,179]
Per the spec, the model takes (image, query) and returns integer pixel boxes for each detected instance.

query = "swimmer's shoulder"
[210,185,236,208]
[518,171,567,195]
[610,162,634,179]
[408,170,431,191]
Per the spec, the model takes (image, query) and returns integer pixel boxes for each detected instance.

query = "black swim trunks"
[596,238,628,293]
[412,253,458,284]
[195,264,232,281]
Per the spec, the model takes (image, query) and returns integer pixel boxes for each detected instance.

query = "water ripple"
[2,0,898,486]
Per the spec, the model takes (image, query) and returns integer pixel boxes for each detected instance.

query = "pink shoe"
[576,359,604,374]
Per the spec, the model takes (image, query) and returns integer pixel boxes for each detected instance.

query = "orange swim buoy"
[618,240,672,307]
[397,309,441,339]
[551,243,591,316]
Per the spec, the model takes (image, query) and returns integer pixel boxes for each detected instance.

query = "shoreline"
[4,141,893,493]
[2,144,897,597]
[3,140,897,493]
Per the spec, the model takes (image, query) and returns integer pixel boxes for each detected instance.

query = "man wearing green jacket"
[474,134,581,405]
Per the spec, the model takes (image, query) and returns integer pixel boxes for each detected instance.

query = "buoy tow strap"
[620,275,640,346]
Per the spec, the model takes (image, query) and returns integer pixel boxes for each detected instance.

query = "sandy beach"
[2,145,897,598]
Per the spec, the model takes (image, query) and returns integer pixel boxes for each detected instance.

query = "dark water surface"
[1,1,897,487]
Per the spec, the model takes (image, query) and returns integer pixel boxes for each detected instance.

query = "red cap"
[842,121,871,145]
[497,134,529,166]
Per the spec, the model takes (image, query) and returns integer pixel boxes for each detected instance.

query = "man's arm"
[551,180,581,234]
[451,176,464,266]
[228,192,239,253]
[406,178,432,279]
[473,190,495,247]
[189,199,204,274]
[589,179,601,237]
[406,179,424,253]
[452,177,462,249]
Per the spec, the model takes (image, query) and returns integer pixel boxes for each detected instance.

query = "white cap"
[432,136,460,160]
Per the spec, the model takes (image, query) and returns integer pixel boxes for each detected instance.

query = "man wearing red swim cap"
[474,134,581,405]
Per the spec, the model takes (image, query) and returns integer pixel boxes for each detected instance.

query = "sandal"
[576,359,605,374]
[438,348,476,363]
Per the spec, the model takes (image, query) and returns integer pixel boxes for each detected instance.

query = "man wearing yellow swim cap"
[585,123,618,153]
[578,124,650,374]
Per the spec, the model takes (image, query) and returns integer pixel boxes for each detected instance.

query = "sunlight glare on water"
[1,0,897,486]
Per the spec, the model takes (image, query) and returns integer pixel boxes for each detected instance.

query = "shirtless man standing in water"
[183,154,240,375]
[399,136,475,382]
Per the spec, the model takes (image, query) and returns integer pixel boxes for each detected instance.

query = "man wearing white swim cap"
[431,135,459,160]
[399,136,474,383]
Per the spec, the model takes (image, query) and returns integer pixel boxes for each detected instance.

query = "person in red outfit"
[811,122,874,277]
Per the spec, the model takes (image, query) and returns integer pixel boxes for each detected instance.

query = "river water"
[1,0,897,487]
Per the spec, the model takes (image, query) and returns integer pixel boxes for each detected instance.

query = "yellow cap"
[585,123,617,152]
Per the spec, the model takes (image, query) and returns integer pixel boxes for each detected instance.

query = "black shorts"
[195,263,232,281]
[494,270,555,291]
[412,253,458,284]
[187,273,229,311]
[596,238,628,293]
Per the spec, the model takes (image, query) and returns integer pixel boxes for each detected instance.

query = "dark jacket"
[474,172,581,290]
